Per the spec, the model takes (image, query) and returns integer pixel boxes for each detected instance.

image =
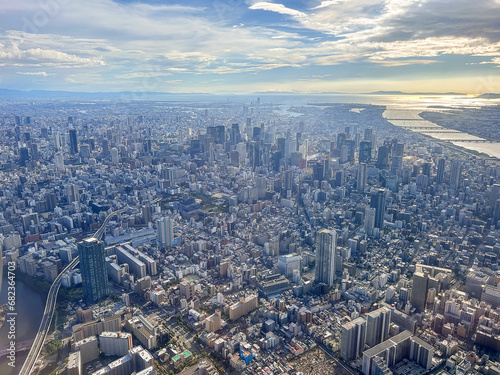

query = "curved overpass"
[19,207,127,375]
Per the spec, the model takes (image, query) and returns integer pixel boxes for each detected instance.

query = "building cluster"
[1,97,500,374]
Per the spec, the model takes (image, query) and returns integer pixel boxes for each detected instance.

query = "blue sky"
[0,0,499,93]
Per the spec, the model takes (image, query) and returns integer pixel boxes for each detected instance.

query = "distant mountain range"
[365,90,467,95]
[0,88,178,98]
[0,88,495,99]
[477,93,500,99]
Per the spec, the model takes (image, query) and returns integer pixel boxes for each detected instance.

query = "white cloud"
[0,0,499,92]
[249,2,306,17]
[0,40,105,67]
[313,1,342,10]
[477,57,500,66]
[16,71,51,76]
[116,72,172,79]
[368,59,439,67]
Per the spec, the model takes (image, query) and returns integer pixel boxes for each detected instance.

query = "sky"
[0,0,499,94]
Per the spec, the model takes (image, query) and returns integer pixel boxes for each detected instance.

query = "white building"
[99,331,133,357]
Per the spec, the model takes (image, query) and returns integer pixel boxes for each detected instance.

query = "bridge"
[416,130,463,134]
[441,139,497,143]
[0,340,34,357]
[399,126,452,130]
[19,207,127,375]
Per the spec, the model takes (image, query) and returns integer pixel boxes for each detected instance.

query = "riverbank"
[383,107,500,159]
[0,269,45,375]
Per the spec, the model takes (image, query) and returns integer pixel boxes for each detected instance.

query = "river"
[382,107,500,159]
[266,93,500,158]
[0,269,45,375]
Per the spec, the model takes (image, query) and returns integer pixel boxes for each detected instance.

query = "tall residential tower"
[78,237,109,304]
[315,229,337,287]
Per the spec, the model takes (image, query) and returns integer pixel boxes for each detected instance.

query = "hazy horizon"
[0,0,499,94]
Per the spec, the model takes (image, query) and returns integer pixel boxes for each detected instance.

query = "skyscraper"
[365,307,391,347]
[19,147,29,166]
[370,189,386,230]
[376,145,390,170]
[436,158,445,184]
[364,127,373,141]
[359,141,372,163]
[357,163,367,193]
[449,159,462,192]
[69,128,78,155]
[315,229,336,287]
[66,183,80,204]
[79,237,109,303]
[230,123,241,145]
[341,317,366,360]
[54,151,64,171]
[157,217,174,249]
[489,184,500,211]
[411,272,429,313]
[142,205,152,225]
[364,207,376,236]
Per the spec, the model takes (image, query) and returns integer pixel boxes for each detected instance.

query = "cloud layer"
[0,0,498,93]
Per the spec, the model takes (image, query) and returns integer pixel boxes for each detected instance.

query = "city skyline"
[0,0,499,94]
[1,2,500,374]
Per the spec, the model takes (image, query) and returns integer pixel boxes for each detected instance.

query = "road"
[317,342,360,375]
[19,207,127,375]
[19,257,79,375]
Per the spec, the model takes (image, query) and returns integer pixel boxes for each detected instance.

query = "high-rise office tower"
[357,163,367,193]
[142,205,152,225]
[365,307,391,347]
[284,170,293,193]
[436,158,445,184]
[157,217,174,249]
[364,127,373,141]
[250,141,261,169]
[370,189,386,230]
[69,128,78,155]
[30,143,39,161]
[315,229,336,287]
[79,237,109,303]
[449,159,462,191]
[19,147,29,166]
[277,137,285,156]
[337,132,347,150]
[393,142,404,157]
[376,145,390,170]
[344,139,355,163]
[101,139,109,156]
[340,145,349,164]
[207,125,225,144]
[409,336,434,370]
[66,183,79,204]
[296,132,302,151]
[489,184,500,211]
[54,151,64,171]
[111,148,119,164]
[359,141,372,163]
[421,162,431,176]
[364,207,376,236]
[410,272,429,312]
[230,123,241,145]
[341,317,366,360]
[161,167,174,187]
[391,156,403,175]
[494,200,500,225]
